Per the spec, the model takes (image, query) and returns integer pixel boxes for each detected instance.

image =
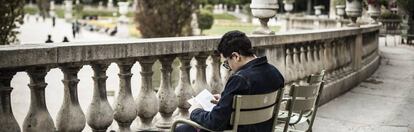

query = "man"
[45,35,53,43]
[176,30,285,132]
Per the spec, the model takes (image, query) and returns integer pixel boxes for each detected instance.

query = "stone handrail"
[379,19,402,35]
[288,17,350,30]
[0,25,381,131]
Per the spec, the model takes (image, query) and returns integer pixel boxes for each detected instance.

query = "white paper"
[187,89,217,111]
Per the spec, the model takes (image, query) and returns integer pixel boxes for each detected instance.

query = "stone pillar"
[193,53,211,94]
[23,67,55,132]
[352,34,363,70]
[136,57,158,131]
[307,0,313,15]
[107,0,113,9]
[87,62,114,132]
[329,0,336,18]
[0,71,20,132]
[114,60,137,132]
[156,56,178,129]
[209,55,223,94]
[57,64,86,132]
[175,55,194,119]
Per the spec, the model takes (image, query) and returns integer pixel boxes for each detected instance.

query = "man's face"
[221,52,242,71]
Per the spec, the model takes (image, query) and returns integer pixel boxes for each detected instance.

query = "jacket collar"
[235,56,268,72]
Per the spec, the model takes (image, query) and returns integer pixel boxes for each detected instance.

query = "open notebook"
[187,89,217,111]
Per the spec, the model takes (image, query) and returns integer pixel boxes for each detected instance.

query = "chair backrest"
[288,84,320,113]
[229,89,282,132]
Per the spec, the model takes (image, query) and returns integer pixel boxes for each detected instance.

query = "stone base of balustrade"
[318,56,381,106]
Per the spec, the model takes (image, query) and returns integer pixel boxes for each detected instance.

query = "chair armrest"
[171,119,215,132]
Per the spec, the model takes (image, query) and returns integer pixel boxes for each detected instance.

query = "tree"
[197,9,214,35]
[135,0,198,38]
[0,0,24,45]
[396,0,414,16]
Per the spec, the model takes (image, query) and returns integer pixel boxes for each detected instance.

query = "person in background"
[45,34,53,43]
[62,36,69,42]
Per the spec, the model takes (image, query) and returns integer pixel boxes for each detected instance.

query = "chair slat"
[290,98,316,113]
[230,106,274,125]
[308,70,325,84]
[232,90,278,109]
[292,84,319,98]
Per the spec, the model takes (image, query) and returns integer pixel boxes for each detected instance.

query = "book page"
[188,89,217,111]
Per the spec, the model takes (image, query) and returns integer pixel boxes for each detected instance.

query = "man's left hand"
[189,102,203,114]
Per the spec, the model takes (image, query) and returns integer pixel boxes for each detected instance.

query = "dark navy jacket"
[190,56,285,132]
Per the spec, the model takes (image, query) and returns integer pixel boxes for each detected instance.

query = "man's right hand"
[210,94,221,104]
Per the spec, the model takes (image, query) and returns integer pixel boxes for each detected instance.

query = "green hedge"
[23,6,39,15]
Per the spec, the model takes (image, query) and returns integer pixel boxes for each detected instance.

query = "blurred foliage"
[1,0,24,45]
[397,0,414,16]
[334,0,346,5]
[380,10,402,20]
[135,0,197,38]
[197,9,214,35]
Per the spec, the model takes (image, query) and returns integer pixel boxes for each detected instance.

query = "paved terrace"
[314,41,414,132]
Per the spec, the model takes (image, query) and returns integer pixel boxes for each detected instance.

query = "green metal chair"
[170,88,285,132]
[277,70,325,132]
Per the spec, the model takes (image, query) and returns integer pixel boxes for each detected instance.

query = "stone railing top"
[0,25,380,69]
[290,17,350,22]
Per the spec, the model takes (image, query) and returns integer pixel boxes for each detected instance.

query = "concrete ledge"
[319,55,381,105]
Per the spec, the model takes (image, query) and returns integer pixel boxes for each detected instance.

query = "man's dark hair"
[216,30,255,58]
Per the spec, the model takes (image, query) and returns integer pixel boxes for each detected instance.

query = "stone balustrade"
[288,17,350,30]
[0,25,380,131]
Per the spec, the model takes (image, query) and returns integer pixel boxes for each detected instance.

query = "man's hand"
[210,94,221,104]
[189,102,203,114]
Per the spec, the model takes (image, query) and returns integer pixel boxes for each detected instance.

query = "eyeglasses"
[222,55,234,70]
[223,59,230,70]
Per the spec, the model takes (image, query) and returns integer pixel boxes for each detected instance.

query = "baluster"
[310,42,322,73]
[307,45,315,75]
[299,45,307,82]
[285,47,295,83]
[57,64,86,132]
[193,53,211,94]
[345,42,353,73]
[338,43,346,76]
[292,46,301,83]
[0,71,20,132]
[87,62,113,132]
[175,55,194,119]
[323,41,333,80]
[156,56,178,129]
[136,57,158,131]
[114,60,137,132]
[318,43,325,71]
[23,67,55,131]
[209,55,224,94]
[331,42,339,78]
